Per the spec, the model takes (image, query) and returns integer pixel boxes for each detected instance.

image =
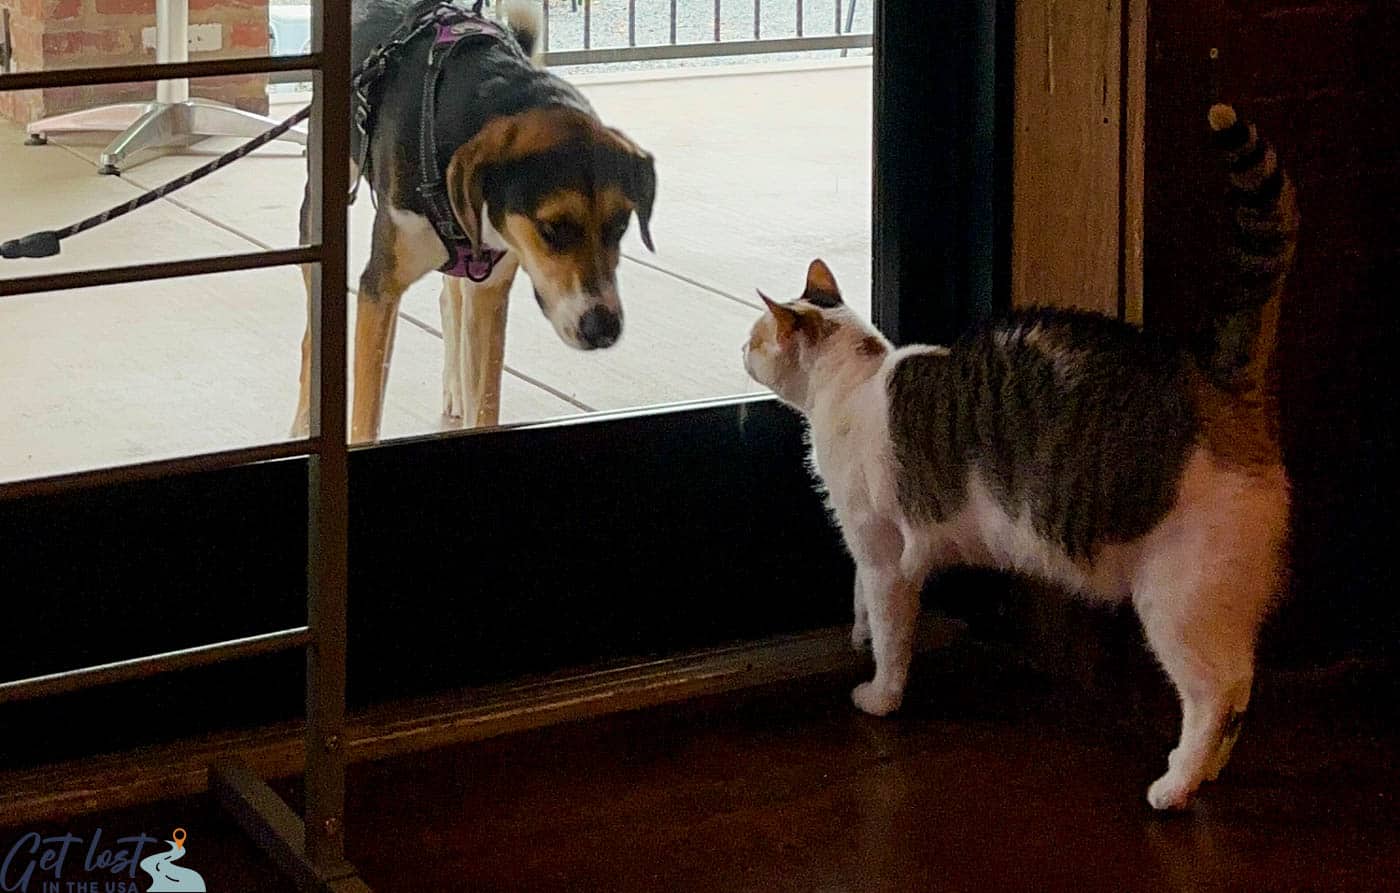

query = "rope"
[2,1,491,262]
[2,103,310,261]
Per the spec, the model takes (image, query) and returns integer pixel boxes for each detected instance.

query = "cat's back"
[885,308,1200,557]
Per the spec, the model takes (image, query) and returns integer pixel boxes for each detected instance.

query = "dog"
[293,0,657,441]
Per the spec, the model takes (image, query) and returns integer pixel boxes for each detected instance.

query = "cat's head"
[742,259,886,410]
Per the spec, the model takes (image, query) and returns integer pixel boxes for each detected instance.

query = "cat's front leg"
[851,564,921,717]
[851,570,871,652]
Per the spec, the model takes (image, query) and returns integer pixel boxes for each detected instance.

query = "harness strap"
[349,1,519,281]
[417,8,517,281]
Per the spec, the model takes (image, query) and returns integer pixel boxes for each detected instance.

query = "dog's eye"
[537,219,582,252]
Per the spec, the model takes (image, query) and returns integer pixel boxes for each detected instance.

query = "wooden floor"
[0,60,871,484]
[9,642,1396,892]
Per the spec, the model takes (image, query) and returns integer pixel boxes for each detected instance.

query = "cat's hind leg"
[1135,579,1262,811]
[1134,460,1285,810]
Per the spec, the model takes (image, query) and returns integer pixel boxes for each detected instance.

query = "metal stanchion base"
[210,757,372,893]
[23,98,308,174]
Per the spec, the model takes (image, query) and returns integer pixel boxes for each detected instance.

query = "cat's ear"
[759,290,805,342]
[802,259,843,308]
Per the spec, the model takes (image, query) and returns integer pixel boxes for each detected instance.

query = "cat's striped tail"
[1200,103,1299,396]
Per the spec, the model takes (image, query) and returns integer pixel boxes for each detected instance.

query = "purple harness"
[421,11,513,281]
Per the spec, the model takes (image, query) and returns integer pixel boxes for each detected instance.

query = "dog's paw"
[442,387,462,421]
[289,413,310,439]
[851,621,871,653]
[1146,772,1198,811]
[851,681,901,717]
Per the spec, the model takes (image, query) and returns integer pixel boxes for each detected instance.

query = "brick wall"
[1145,0,1400,667]
[0,0,268,125]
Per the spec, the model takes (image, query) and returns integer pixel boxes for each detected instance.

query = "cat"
[741,103,1298,811]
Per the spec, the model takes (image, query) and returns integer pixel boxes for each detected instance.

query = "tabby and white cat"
[742,104,1298,810]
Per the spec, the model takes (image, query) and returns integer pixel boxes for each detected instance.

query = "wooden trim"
[0,619,965,828]
[1011,0,1145,323]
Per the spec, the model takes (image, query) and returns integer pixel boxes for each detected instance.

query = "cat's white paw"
[851,681,901,717]
[1146,772,1198,811]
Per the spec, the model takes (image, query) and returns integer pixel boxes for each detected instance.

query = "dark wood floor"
[7,642,1398,892]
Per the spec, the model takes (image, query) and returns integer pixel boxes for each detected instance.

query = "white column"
[154,0,189,105]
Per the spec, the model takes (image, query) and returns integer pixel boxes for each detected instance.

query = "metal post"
[3,0,365,884]
[714,0,721,41]
[304,0,352,874]
[154,0,188,104]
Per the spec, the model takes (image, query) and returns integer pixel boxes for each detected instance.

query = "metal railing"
[0,3,365,890]
[267,0,870,84]
[539,0,870,67]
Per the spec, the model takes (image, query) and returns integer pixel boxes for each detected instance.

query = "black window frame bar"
[871,0,1006,345]
[0,0,365,887]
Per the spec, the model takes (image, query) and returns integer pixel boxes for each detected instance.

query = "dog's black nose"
[578,307,621,349]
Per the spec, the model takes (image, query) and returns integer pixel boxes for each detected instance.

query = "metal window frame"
[0,1,1006,886]
[0,0,364,887]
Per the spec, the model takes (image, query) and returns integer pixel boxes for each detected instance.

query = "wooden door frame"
[1010,0,1147,324]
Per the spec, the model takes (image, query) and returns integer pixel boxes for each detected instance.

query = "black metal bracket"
[211,758,371,893]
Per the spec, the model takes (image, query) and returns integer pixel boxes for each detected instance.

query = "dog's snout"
[578,306,621,349]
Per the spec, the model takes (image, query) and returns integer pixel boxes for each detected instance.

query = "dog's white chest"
[387,206,451,278]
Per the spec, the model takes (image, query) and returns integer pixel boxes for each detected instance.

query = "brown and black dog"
[293,0,657,442]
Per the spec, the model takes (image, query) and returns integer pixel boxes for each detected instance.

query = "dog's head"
[447,107,656,350]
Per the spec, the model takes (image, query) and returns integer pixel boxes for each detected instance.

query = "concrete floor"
[0,59,871,483]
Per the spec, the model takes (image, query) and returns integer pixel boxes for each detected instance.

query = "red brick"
[42,28,135,56]
[229,21,267,49]
[92,0,150,15]
[45,0,83,18]
[40,84,88,111]
[188,0,261,11]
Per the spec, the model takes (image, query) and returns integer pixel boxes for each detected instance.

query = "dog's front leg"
[457,259,518,429]
[440,277,464,422]
[348,207,443,443]
[351,282,405,444]
[292,265,315,438]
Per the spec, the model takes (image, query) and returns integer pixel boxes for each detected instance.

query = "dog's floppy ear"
[446,119,516,250]
[606,127,657,252]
